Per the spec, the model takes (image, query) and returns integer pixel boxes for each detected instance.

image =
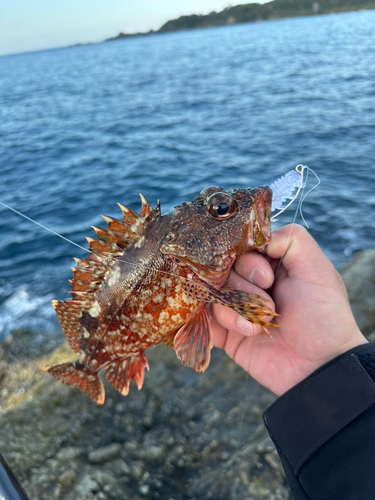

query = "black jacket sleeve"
[263,343,375,500]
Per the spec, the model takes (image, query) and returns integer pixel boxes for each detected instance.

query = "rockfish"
[44,185,277,404]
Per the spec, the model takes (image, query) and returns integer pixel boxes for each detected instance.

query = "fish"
[43,185,278,404]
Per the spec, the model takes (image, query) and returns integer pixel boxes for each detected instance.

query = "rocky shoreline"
[0,249,374,500]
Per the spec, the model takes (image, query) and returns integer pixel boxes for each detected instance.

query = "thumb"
[266,224,335,281]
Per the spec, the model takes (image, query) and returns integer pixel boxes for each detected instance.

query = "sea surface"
[0,10,375,341]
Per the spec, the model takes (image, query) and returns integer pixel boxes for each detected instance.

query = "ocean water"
[0,10,375,341]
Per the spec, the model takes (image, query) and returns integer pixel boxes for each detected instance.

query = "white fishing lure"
[270,164,307,221]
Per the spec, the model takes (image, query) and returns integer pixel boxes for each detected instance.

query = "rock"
[88,444,122,464]
[56,447,83,461]
[59,470,76,487]
[59,470,76,488]
[74,474,99,496]
[147,446,163,460]
[139,484,149,495]
[341,249,375,335]
[265,450,285,475]
[110,459,130,476]
[130,461,144,480]
[54,470,77,499]
[255,437,275,455]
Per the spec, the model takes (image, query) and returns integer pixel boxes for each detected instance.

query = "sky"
[0,0,268,56]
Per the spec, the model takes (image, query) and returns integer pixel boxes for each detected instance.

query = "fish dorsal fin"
[139,194,156,222]
[54,197,160,352]
[53,254,109,352]
[154,199,161,217]
[82,195,160,256]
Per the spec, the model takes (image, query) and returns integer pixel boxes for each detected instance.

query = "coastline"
[106,2,375,42]
[4,3,374,57]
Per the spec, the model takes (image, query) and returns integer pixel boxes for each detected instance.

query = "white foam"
[0,286,56,341]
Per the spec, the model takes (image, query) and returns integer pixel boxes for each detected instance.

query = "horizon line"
[1,6,373,58]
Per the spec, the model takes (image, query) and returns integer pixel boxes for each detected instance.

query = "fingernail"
[237,316,255,335]
[249,267,267,288]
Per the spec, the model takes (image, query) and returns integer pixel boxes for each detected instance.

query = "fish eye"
[206,193,238,220]
[216,201,229,215]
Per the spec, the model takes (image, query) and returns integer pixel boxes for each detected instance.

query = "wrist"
[280,334,369,396]
[325,334,369,363]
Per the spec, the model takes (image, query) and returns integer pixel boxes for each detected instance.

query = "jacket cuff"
[263,343,375,475]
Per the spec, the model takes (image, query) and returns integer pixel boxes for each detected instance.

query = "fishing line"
[236,336,254,453]
[0,201,90,254]
[272,167,308,279]
[0,166,320,287]
[237,165,320,445]
[298,166,321,228]
[0,200,191,283]
[272,165,320,279]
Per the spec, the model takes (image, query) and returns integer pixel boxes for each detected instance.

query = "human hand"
[211,224,368,396]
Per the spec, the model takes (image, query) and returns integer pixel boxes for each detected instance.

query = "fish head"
[161,185,272,284]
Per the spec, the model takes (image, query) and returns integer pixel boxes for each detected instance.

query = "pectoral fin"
[183,279,279,334]
[174,306,213,373]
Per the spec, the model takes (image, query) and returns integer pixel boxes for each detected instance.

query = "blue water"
[1,10,375,341]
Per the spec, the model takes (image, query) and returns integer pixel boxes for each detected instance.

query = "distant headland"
[106,0,375,42]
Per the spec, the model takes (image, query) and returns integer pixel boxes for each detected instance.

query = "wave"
[0,286,58,341]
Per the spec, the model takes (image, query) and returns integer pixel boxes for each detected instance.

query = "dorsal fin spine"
[139,194,155,222]
[54,199,160,356]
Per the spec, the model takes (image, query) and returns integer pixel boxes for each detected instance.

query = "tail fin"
[43,362,105,405]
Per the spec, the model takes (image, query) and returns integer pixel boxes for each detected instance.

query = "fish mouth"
[247,186,272,251]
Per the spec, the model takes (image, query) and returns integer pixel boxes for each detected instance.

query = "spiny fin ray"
[139,194,155,222]
[105,353,149,396]
[46,199,159,395]
[183,280,279,333]
[53,300,86,352]
[117,203,146,231]
[174,307,213,373]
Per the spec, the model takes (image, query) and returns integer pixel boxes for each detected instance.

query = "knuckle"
[288,223,308,237]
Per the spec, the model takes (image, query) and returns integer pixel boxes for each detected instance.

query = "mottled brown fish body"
[45,186,277,404]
